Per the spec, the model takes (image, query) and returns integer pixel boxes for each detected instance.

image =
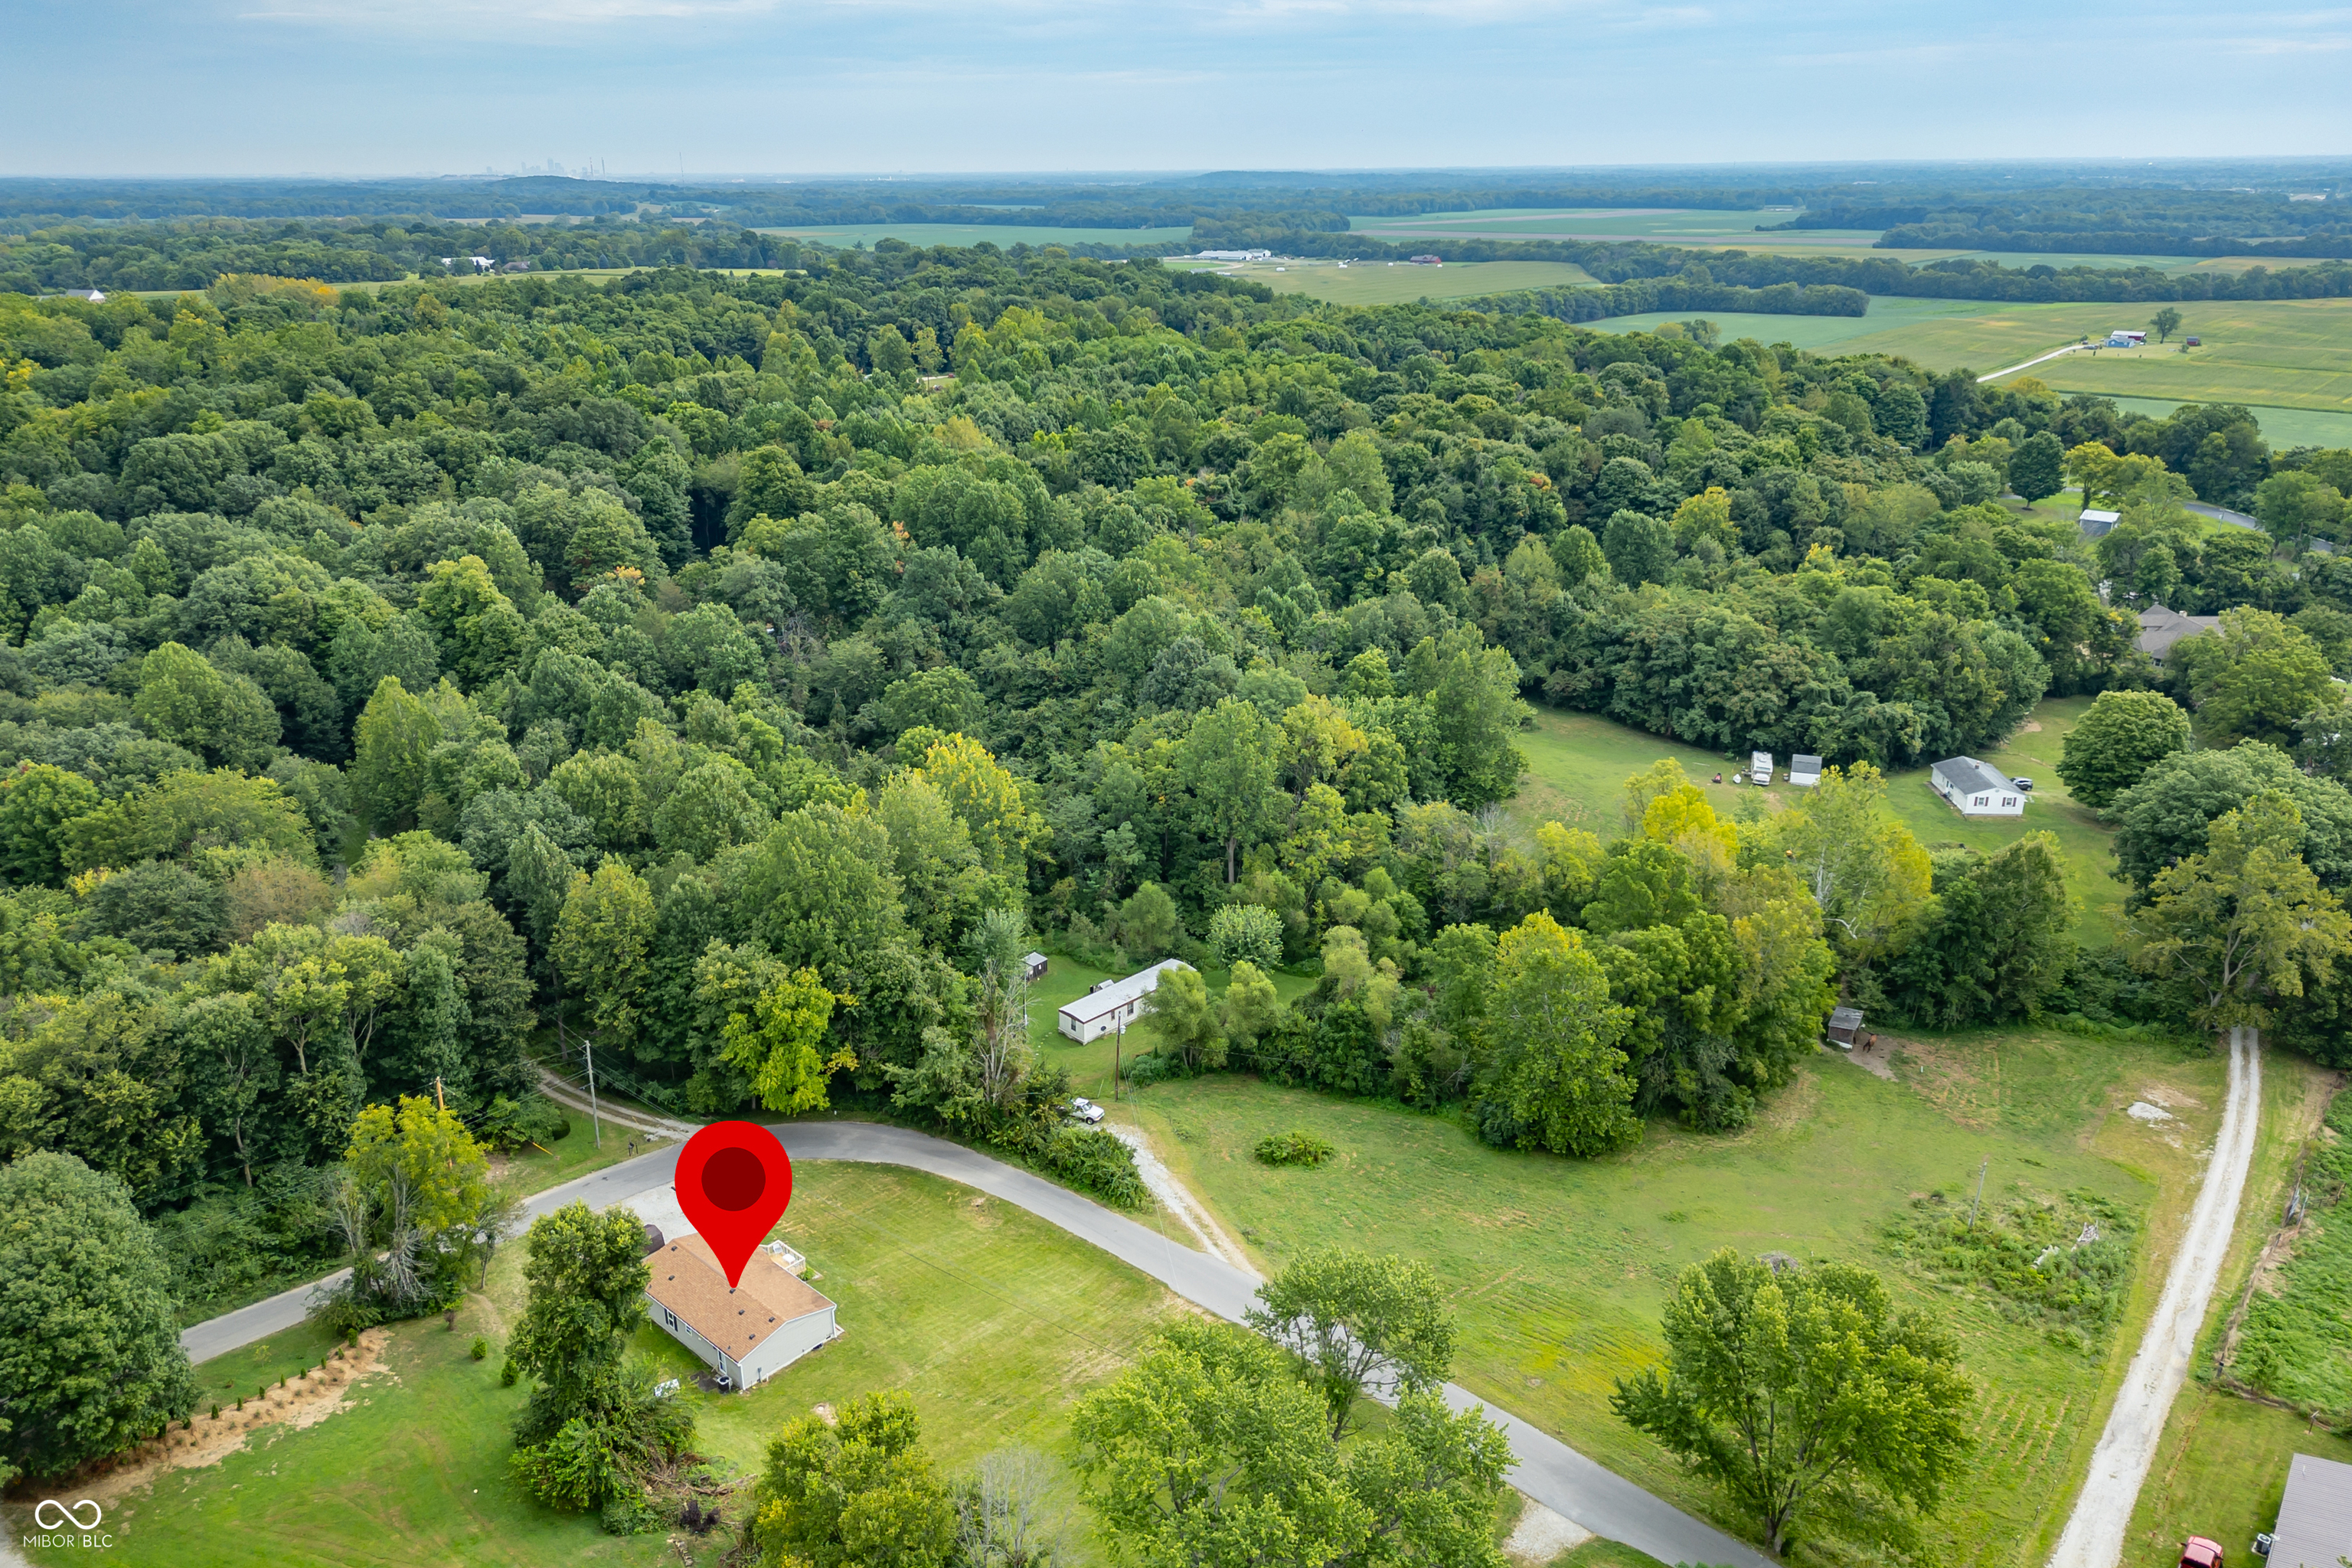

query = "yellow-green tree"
[694,942,848,1113]
[1485,911,1639,1157]
[1772,763,1932,960]
[345,1093,490,1238]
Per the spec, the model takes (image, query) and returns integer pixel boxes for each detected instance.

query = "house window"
[664,1309,678,1331]
[1974,796,1988,806]
[2002,796,2016,807]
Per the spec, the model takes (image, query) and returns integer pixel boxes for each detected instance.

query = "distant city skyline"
[8,0,2348,175]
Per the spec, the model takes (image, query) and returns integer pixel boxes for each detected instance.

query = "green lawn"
[1130,1026,2231,1568]
[1023,950,1315,1105]
[1348,208,1886,249]
[2088,396,2352,452]
[1508,701,2126,946]
[32,1162,1188,1566]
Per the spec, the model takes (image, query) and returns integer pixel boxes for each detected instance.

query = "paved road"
[179,1119,1771,1568]
[2046,1027,2263,1568]
[1978,343,2088,383]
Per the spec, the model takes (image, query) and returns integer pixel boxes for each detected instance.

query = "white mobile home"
[1057,959,1192,1043]
[644,1233,838,1392]
[1930,756,2025,818]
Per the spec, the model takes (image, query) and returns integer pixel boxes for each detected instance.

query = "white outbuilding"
[1930,756,2025,818]
[1788,754,1824,788]
[1057,959,1192,1043]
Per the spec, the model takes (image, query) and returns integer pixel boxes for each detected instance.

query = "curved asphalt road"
[183,1119,1771,1568]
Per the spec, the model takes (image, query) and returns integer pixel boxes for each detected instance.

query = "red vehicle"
[2180,1537,2224,1568]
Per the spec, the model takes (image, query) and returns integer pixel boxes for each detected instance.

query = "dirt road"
[2046,1026,2262,1568]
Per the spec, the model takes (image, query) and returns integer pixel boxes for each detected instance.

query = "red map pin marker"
[675,1122,794,1289]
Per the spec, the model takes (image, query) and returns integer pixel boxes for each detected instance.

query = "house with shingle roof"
[643,1233,838,1391]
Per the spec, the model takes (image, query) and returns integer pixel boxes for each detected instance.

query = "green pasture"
[42,1161,1186,1566]
[1131,1024,2228,1568]
[1171,256,1599,306]
[1507,701,2125,945]
[754,222,1193,250]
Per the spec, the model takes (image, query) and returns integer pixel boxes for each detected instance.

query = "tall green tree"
[1885,835,2073,1028]
[1072,1321,1511,1568]
[351,675,442,832]
[2130,792,2352,1033]
[1244,1246,1458,1438]
[0,763,99,886]
[753,1390,956,1568]
[2008,430,2066,504]
[2056,689,2192,809]
[2169,607,2341,749]
[1178,697,1279,885]
[1612,1250,1974,1558]
[0,1152,198,1481]
[1481,911,1640,1157]
[1772,763,1932,960]
[132,641,280,771]
[550,861,656,1047]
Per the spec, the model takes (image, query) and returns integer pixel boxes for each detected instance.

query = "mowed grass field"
[1582,295,2012,353]
[1171,256,1599,306]
[1508,699,2125,945]
[1130,1024,2231,1568]
[32,1162,1190,1567]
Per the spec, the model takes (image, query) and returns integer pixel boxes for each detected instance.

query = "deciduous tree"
[1245,1246,1457,1437]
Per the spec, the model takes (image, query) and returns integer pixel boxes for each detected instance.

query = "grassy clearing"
[753,222,1194,250]
[38,1161,1187,1566]
[1130,1024,2228,1567]
[1023,949,1315,1106]
[1508,701,2125,946]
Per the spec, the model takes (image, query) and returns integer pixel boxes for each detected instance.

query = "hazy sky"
[8,0,2348,175]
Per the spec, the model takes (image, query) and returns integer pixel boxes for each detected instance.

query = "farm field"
[1349,207,1887,247]
[28,1162,1189,1567]
[1172,256,1599,305]
[1581,295,2012,352]
[1508,699,2125,945]
[2088,395,2352,451]
[1129,1023,2230,1568]
[753,222,1193,250]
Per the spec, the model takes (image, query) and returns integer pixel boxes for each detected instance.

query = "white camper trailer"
[1749,751,1773,786]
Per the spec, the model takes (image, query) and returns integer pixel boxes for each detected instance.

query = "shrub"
[500,1357,519,1387]
[1040,1126,1149,1209]
[470,1336,489,1361]
[1253,1130,1337,1167]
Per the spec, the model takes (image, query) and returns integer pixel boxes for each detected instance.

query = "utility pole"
[433,1075,446,1112]
[584,1033,602,1149]
[1966,1155,1990,1230]
[1114,1014,1123,1104]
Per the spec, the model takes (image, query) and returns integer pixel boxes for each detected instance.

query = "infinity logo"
[34,1498,103,1530]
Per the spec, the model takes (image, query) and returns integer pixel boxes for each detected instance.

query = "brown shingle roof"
[645,1234,833,1358]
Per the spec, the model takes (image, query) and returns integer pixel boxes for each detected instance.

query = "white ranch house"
[1057,959,1192,1043]
[620,1184,838,1391]
[1930,756,2025,818]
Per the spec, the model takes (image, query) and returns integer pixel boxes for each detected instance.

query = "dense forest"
[2,243,2350,1344]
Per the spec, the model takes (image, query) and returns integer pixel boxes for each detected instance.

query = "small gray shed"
[1826,1007,1866,1050]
